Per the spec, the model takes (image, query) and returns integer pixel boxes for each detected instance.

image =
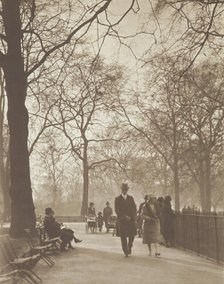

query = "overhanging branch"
[26,0,112,77]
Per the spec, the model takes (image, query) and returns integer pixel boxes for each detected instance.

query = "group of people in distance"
[115,183,175,257]
[87,201,113,232]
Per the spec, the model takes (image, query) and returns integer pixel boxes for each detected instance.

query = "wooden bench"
[0,269,37,283]
[37,226,61,252]
[0,235,42,284]
[24,229,55,267]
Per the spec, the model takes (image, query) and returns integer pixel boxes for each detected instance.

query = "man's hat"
[45,207,53,215]
[165,195,171,201]
[121,183,129,190]
[148,194,156,201]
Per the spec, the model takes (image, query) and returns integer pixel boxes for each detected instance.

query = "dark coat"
[97,216,104,227]
[43,215,73,244]
[115,194,137,238]
[43,215,61,238]
[87,207,96,216]
[103,207,113,220]
[161,201,175,241]
[138,201,147,215]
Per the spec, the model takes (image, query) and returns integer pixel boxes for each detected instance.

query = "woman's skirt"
[142,219,163,244]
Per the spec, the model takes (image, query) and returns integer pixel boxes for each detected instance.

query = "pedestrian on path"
[87,202,97,233]
[137,195,148,237]
[103,202,113,233]
[115,183,137,257]
[142,195,163,256]
[161,195,175,247]
[97,212,104,232]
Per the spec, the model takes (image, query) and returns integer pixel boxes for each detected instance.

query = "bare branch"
[26,0,113,77]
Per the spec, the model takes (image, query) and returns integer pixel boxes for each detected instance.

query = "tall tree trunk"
[198,158,206,213]
[81,142,89,216]
[198,152,211,213]
[204,150,211,212]
[0,149,11,221]
[172,111,180,211]
[2,0,36,236]
[164,163,168,195]
[173,153,180,211]
[0,68,9,219]
[51,150,57,209]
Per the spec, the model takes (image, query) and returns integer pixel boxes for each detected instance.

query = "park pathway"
[35,223,224,284]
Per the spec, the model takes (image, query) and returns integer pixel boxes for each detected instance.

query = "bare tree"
[0,68,10,220]
[0,0,137,236]
[154,0,224,72]
[51,57,128,215]
[179,62,224,212]
[37,133,70,209]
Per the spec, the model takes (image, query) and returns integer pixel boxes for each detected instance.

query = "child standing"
[97,212,104,232]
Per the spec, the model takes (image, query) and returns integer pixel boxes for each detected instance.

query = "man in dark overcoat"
[115,183,137,257]
[103,202,113,233]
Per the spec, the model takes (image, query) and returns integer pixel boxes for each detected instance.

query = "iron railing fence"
[175,213,224,263]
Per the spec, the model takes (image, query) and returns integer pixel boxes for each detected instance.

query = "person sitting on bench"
[44,208,82,251]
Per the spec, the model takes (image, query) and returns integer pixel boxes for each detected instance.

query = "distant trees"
[155,0,224,70]
[180,62,224,212]
[1,0,223,233]
[117,55,224,212]
[52,57,127,215]
[0,0,138,236]
[119,77,184,210]
[133,0,224,211]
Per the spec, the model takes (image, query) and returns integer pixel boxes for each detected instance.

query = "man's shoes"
[124,252,129,257]
[68,244,75,249]
[155,253,161,257]
[60,245,67,252]
[74,238,83,243]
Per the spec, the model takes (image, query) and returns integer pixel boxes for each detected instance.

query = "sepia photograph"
[0,0,223,283]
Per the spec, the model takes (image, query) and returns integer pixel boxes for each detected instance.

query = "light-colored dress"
[142,204,163,244]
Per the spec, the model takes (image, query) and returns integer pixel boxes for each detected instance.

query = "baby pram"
[107,215,117,236]
[85,216,97,233]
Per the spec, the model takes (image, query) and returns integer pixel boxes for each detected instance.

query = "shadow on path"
[35,224,224,284]
[35,246,224,284]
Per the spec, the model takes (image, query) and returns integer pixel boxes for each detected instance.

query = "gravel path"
[35,223,224,284]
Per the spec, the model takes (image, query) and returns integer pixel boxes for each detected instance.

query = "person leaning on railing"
[161,196,175,248]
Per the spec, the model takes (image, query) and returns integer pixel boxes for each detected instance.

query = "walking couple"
[115,183,163,257]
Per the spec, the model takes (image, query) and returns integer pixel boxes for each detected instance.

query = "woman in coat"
[87,202,97,232]
[44,208,82,251]
[161,195,175,247]
[142,195,163,256]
